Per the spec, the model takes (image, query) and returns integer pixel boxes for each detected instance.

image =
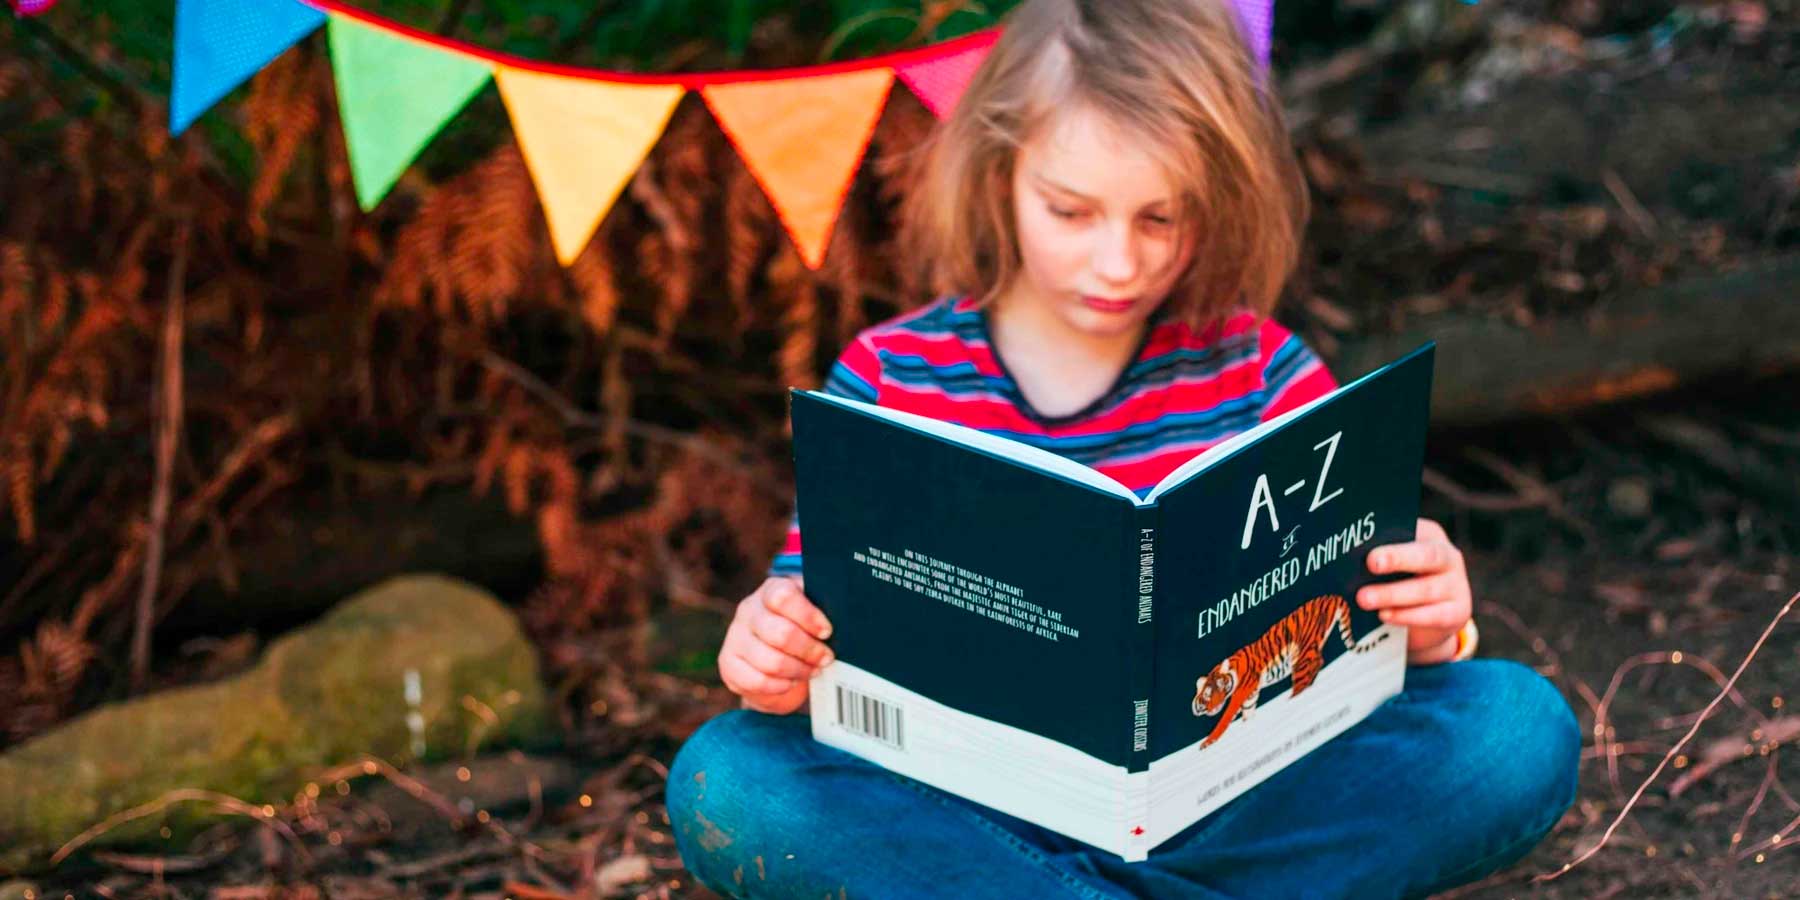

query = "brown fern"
[568,234,622,336]
[242,49,322,239]
[770,245,821,393]
[723,158,776,330]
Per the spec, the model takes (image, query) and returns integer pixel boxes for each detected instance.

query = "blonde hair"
[899,0,1309,325]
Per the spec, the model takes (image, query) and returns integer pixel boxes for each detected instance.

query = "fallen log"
[1332,254,1800,425]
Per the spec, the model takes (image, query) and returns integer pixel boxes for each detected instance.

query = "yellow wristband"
[1451,618,1479,662]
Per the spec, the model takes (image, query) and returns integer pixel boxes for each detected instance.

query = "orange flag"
[496,67,684,264]
[702,68,894,269]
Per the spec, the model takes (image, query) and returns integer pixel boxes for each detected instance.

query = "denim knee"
[667,709,807,894]
[1466,660,1580,824]
[1425,659,1581,883]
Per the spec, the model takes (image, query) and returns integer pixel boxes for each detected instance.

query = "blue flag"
[171,0,327,135]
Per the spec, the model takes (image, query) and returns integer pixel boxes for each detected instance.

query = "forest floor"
[21,372,1800,900]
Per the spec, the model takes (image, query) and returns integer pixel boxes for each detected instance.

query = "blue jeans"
[668,659,1580,899]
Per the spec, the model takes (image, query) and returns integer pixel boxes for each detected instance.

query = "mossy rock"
[0,574,551,874]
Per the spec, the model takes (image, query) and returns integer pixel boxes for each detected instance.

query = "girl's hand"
[719,576,835,714]
[1357,518,1471,665]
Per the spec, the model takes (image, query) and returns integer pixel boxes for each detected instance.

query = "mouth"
[1081,295,1138,314]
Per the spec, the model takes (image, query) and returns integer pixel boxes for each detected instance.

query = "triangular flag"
[327,15,495,211]
[702,68,893,269]
[496,69,684,265]
[170,0,326,135]
[894,33,996,119]
[1232,0,1273,67]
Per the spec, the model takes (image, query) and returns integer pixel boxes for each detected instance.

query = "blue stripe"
[1264,335,1312,388]
[824,361,879,402]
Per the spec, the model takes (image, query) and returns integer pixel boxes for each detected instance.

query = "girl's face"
[1003,104,1193,341]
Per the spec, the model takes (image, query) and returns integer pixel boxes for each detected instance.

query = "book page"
[803,392,1144,504]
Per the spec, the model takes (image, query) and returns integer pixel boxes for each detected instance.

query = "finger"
[1415,517,1448,542]
[1357,573,1461,610]
[719,651,798,698]
[1367,541,1459,576]
[741,680,809,715]
[1378,601,1468,630]
[750,610,833,667]
[763,581,833,640]
[741,638,822,681]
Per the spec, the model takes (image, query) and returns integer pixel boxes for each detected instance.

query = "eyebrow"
[1030,172,1172,211]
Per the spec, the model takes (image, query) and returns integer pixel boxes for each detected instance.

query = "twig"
[50,788,308,867]
[1422,466,1552,512]
[628,156,695,251]
[1374,162,1542,197]
[473,349,776,492]
[133,219,190,691]
[1727,754,1780,861]
[1538,591,1799,881]
[1637,414,1800,511]
[7,12,145,115]
[1462,446,1596,543]
[1669,716,1800,797]
[1601,168,1659,240]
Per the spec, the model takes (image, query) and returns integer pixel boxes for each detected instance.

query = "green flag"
[328,15,494,210]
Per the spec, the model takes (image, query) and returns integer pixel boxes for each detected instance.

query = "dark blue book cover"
[791,343,1434,860]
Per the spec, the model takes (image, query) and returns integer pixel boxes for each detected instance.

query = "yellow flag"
[702,68,894,269]
[496,68,684,264]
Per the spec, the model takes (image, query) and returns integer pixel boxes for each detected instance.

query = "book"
[790,342,1435,862]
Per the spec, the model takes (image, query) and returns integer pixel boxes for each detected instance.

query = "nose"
[1092,221,1140,287]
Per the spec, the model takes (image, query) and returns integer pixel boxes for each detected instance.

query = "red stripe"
[1262,364,1336,421]
[300,0,1000,87]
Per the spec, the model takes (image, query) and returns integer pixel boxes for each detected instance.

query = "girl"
[669,1,1579,896]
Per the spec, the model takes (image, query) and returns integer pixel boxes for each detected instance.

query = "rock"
[0,574,551,874]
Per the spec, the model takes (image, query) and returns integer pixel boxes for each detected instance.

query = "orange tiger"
[1190,593,1388,749]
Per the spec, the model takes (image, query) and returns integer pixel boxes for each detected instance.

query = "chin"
[1062,306,1154,338]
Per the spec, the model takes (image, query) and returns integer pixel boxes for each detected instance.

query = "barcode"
[834,685,904,750]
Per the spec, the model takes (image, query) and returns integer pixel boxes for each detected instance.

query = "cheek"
[1014,209,1087,282]
[1143,237,1187,289]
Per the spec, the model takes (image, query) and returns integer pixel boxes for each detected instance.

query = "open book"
[790,343,1435,861]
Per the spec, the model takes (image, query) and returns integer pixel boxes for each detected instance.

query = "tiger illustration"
[1190,594,1388,749]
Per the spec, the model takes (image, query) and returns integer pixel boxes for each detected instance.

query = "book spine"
[1124,504,1157,857]
[1126,505,1157,773]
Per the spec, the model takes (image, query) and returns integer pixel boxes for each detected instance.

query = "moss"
[0,574,549,875]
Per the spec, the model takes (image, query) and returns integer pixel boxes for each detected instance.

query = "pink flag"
[894,31,998,119]
[10,0,61,15]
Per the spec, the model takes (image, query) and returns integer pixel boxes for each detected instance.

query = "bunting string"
[168,0,1270,268]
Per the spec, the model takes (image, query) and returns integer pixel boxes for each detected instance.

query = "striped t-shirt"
[768,295,1336,578]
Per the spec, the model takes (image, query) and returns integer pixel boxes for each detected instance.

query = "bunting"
[496,69,684,264]
[166,0,1277,270]
[1233,0,1274,67]
[327,14,495,211]
[9,0,60,15]
[894,30,997,119]
[702,68,894,269]
[170,0,325,135]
